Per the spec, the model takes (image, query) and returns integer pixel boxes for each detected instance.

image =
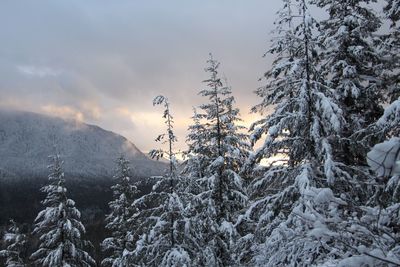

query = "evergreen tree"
[183,54,249,266]
[314,0,384,162]
[374,0,400,137]
[30,153,96,267]
[181,108,210,184]
[333,138,400,266]
[101,155,138,267]
[355,0,400,145]
[129,96,197,266]
[356,4,400,256]
[303,1,400,265]
[0,220,26,267]
[241,0,361,265]
[383,0,400,102]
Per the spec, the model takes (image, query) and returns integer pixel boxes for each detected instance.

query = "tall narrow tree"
[241,0,360,265]
[315,0,384,162]
[374,0,400,137]
[183,54,249,266]
[30,153,96,267]
[101,155,138,267]
[129,96,196,266]
[383,0,400,103]
[0,220,27,267]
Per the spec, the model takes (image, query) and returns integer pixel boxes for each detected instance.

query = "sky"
[0,0,286,152]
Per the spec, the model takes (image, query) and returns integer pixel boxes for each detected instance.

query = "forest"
[1,0,400,266]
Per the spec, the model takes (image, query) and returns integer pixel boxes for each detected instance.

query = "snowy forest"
[1,0,400,266]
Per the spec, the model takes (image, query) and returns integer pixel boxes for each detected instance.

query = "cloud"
[17,65,62,78]
[80,101,102,120]
[41,105,85,121]
[0,0,284,152]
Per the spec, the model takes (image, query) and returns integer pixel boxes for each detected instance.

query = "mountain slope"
[0,109,165,180]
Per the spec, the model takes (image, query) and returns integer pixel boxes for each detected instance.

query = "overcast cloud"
[0,0,283,152]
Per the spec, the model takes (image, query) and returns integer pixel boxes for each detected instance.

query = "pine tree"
[181,108,210,184]
[374,0,400,137]
[334,138,400,266]
[293,1,400,265]
[241,0,361,265]
[354,0,400,148]
[101,155,138,267]
[314,0,384,162]
[353,4,400,259]
[183,54,249,266]
[0,220,26,267]
[128,96,197,266]
[383,0,400,102]
[30,153,96,267]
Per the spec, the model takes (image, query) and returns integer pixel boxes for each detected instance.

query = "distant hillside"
[0,109,165,247]
[0,109,166,180]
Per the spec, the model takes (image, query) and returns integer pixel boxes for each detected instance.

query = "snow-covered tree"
[30,153,96,267]
[0,220,26,267]
[181,54,250,266]
[239,0,366,265]
[198,54,249,218]
[181,108,210,184]
[101,155,138,267]
[383,0,400,102]
[374,0,400,137]
[328,138,400,267]
[355,0,400,145]
[322,1,400,266]
[128,96,198,266]
[314,0,384,162]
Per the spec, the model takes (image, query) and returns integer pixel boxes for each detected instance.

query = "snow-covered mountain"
[0,109,166,180]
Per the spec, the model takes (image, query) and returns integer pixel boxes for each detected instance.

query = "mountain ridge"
[0,109,166,180]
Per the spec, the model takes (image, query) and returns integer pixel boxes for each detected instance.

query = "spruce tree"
[30,153,96,267]
[301,1,400,265]
[181,108,210,184]
[129,96,197,266]
[0,220,26,267]
[314,0,384,163]
[101,155,138,267]
[375,0,400,137]
[383,0,400,103]
[355,0,400,146]
[337,138,400,266]
[241,0,359,265]
[183,54,249,266]
[356,3,400,258]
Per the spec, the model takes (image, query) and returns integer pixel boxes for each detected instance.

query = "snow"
[338,25,348,34]
[295,165,311,194]
[315,92,342,133]
[367,137,400,177]
[337,255,375,267]
[377,98,400,127]
[161,247,191,267]
[308,220,335,239]
[268,125,279,136]
[210,156,224,169]
[314,188,334,205]
[0,109,166,180]
[219,221,235,237]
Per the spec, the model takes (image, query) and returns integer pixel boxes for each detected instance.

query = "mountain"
[0,109,165,243]
[0,109,166,180]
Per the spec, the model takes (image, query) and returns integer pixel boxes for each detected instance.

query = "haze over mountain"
[0,109,166,181]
